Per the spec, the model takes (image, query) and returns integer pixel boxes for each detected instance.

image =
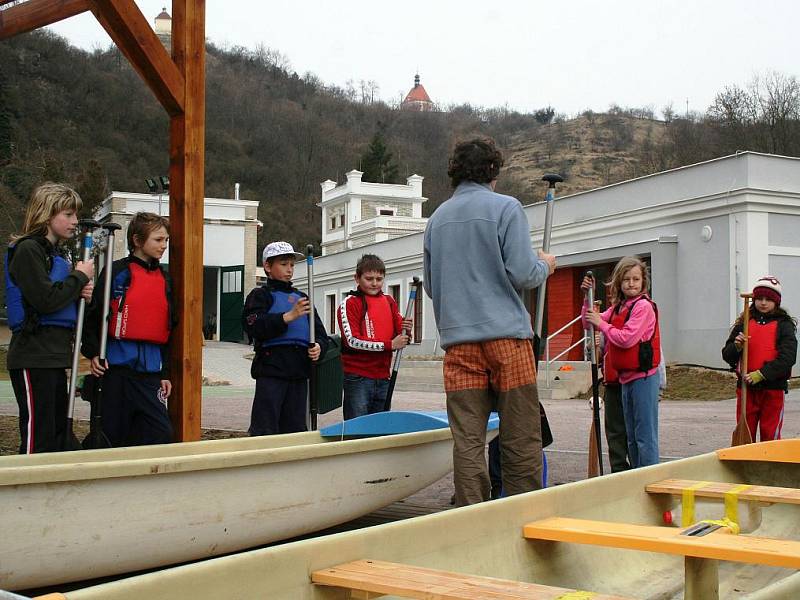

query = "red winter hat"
[753,276,781,305]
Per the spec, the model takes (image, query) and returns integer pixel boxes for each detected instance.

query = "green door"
[220,265,244,342]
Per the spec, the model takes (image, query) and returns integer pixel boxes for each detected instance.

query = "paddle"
[83,223,121,450]
[585,271,604,477]
[533,173,563,359]
[307,244,318,431]
[65,219,99,451]
[384,276,419,411]
[731,293,754,446]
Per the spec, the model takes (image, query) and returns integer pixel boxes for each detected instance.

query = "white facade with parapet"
[319,170,427,256]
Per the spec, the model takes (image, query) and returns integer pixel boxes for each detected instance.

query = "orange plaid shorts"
[444,338,537,393]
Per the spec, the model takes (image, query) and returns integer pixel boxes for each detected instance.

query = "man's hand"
[160,380,172,400]
[308,343,321,361]
[90,356,107,377]
[391,333,410,350]
[284,297,311,323]
[538,250,556,274]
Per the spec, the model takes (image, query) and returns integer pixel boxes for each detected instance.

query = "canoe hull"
[0,429,455,590]
[60,445,800,600]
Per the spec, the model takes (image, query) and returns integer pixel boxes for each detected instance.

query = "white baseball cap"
[262,241,305,262]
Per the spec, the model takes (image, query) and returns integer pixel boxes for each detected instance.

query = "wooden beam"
[0,0,89,40]
[646,479,800,505]
[89,0,184,116]
[717,439,800,463]
[167,0,204,441]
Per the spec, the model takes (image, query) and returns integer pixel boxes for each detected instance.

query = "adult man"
[423,138,556,506]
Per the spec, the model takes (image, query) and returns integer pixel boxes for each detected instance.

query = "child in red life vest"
[722,276,797,441]
[243,241,329,435]
[582,256,661,468]
[82,212,175,446]
[5,183,95,453]
[337,254,412,419]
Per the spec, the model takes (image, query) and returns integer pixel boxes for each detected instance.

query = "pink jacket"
[582,294,658,384]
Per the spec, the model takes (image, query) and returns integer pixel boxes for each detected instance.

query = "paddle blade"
[588,424,599,478]
[731,418,753,447]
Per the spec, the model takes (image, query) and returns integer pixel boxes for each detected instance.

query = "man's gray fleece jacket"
[423,181,549,349]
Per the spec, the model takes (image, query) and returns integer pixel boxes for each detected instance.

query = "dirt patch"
[0,415,247,456]
[660,366,738,401]
[0,348,8,381]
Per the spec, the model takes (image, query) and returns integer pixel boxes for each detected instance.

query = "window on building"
[330,216,337,230]
[339,214,345,227]
[327,293,337,334]
[379,209,395,216]
[388,284,400,305]
[412,280,423,343]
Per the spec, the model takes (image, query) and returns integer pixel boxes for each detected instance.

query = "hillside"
[2,30,798,259]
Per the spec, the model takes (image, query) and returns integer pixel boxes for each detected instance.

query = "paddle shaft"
[732,294,754,446]
[90,224,120,449]
[384,277,419,411]
[586,271,604,476]
[67,221,98,439]
[534,174,562,358]
[307,245,317,430]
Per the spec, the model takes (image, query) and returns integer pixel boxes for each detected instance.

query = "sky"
[44,0,800,117]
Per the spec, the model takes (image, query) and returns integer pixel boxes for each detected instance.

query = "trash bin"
[316,334,343,414]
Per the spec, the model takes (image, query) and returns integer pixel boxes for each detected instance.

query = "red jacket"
[338,290,403,379]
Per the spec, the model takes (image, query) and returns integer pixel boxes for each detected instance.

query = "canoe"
[1,411,496,591]
[47,439,800,600]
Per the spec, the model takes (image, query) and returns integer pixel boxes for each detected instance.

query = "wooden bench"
[645,478,800,505]
[523,517,800,600]
[717,439,800,463]
[312,559,634,599]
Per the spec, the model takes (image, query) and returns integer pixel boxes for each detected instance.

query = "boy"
[243,241,329,435]
[337,254,412,419]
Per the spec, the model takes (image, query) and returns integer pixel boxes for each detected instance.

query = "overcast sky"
[46,0,800,117]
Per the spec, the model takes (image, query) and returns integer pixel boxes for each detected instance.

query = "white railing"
[544,314,589,388]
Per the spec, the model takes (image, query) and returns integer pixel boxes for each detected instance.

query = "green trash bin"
[315,334,343,414]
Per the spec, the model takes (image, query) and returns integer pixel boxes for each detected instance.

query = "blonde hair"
[11,182,83,242]
[608,255,650,305]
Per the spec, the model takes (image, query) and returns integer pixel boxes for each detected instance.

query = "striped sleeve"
[337,295,386,352]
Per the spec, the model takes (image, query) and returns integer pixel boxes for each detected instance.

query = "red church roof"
[156,8,171,19]
[404,83,431,104]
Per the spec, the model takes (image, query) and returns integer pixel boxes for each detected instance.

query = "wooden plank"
[523,517,800,569]
[89,0,184,115]
[0,0,88,40]
[167,0,204,442]
[646,479,800,505]
[312,559,634,600]
[717,439,800,463]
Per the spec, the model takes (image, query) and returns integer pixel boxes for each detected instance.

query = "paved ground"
[2,340,798,512]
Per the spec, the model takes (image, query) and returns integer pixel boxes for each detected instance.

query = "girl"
[82,212,175,446]
[582,256,661,468]
[5,182,94,453]
[722,276,797,441]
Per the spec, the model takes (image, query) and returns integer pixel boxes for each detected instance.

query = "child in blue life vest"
[337,254,411,419]
[5,183,95,453]
[582,256,661,468]
[722,276,797,441]
[243,241,329,435]
[82,212,175,446]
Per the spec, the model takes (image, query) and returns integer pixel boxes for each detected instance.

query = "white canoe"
[0,411,489,591]
[51,440,800,600]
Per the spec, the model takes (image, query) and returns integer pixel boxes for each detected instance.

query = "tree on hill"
[360,129,399,183]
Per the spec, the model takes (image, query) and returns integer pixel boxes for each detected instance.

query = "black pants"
[603,383,631,472]
[10,368,68,454]
[250,377,308,435]
[98,369,173,447]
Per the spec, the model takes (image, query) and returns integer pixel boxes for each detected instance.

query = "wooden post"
[168,0,205,441]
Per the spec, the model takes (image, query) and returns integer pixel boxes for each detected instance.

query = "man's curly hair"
[447,138,504,188]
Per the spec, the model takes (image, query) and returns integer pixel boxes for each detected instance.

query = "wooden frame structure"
[1,0,205,441]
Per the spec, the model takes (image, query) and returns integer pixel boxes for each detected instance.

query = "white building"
[319,170,427,255]
[295,152,800,374]
[95,190,260,342]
